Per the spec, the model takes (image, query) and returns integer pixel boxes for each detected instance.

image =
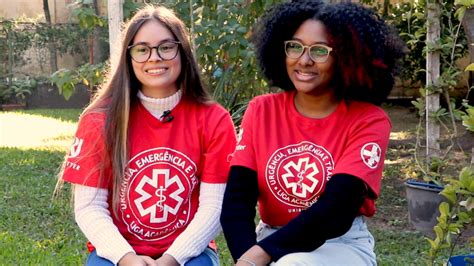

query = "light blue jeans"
[256,216,376,266]
[86,247,219,266]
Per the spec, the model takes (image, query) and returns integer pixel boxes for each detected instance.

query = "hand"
[118,252,157,266]
[155,254,179,266]
[236,245,271,266]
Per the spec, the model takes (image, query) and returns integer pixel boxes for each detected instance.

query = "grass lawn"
[0,109,86,264]
[0,107,465,265]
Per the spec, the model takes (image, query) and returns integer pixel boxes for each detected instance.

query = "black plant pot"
[405,180,445,236]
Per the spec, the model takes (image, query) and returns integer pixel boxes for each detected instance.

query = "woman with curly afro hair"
[221,1,405,265]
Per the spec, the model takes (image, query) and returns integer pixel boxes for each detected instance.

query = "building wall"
[0,0,108,77]
[0,0,71,23]
[0,0,107,23]
[1,0,470,99]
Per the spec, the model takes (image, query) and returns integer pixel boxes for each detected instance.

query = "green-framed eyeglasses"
[284,40,333,63]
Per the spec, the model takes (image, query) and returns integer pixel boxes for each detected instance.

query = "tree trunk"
[462,8,474,104]
[92,0,107,64]
[426,1,441,157]
[382,0,390,18]
[108,0,123,71]
[458,8,474,164]
[43,0,58,73]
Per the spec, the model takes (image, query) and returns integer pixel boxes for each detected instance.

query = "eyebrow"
[131,38,178,46]
[291,38,329,45]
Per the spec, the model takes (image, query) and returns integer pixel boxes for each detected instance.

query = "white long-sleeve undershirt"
[74,182,225,265]
[165,182,226,264]
[74,185,134,264]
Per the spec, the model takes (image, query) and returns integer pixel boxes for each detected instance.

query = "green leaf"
[61,84,74,101]
[433,225,445,239]
[439,202,450,215]
[454,0,474,6]
[228,45,239,58]
[441,186,457,204]
[459,167,474,189]
[236,26,247,33]
[447,223,461,234]
[426,238,437,249]
[457,211,471,221]
[461,107,474,132]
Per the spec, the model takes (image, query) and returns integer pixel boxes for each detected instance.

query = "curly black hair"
[251,1,406,105]
[251,0,325,92]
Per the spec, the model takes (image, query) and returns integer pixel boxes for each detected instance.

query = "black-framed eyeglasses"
[128,41,181,63]
[284,40,333,63]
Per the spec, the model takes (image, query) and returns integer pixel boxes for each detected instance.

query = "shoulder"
[78,111,107,129]
[345,101,391,128]
[195,101,231,118]
[72,111,107,147]
[251,91,287,104]
[248,91,289,110]
[187,101,233,128]
[346,101,389,119]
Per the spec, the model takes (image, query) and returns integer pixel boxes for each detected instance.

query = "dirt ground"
[368,103,473,233]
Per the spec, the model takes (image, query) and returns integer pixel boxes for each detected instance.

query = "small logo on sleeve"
[235,128,246,151]
[68,137,84,158]
[360,143,381,169]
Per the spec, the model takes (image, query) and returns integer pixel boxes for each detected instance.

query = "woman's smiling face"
[285,19,335,96]
[131,20,181,98]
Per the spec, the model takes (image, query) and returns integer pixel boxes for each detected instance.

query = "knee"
[274,253,309,266]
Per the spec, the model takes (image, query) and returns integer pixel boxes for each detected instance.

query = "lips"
[145,67,167,75]
[294,70,317,81]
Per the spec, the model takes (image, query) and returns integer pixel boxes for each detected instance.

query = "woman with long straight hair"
[57,5,236,266]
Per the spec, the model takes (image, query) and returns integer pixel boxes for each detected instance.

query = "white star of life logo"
[360,143,381,169]
[134,169,185,223]
[281,157,319,198]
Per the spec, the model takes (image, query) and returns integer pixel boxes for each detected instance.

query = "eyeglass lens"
[285,41,331,62]
[129,41,179,63]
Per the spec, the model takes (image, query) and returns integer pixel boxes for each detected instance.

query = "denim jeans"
[256,216,377,266]
[86,247,219,266]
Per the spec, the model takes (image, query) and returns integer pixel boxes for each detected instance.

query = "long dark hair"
[57,5,210,214]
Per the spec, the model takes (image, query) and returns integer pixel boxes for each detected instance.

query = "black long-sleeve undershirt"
[220,166,260,261]
[220,165,368,262]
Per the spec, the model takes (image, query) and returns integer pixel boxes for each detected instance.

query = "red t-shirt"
[62,99,236,257]
[231,91,391,226]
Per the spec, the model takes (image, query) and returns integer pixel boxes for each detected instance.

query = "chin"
[295,85,319,93]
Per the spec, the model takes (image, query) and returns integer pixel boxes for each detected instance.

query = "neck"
[294,91,339,119]
[141,84,179,99]
[138,89,182,119]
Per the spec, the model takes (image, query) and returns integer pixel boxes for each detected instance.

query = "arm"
[241,174,368,263]
[74,185,136,264]
[163,182,226,265]
[220,166,259,261]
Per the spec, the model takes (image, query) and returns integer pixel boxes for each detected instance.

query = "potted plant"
[402,0,474,237]
[0,77,37,110]
[426,166,474,265]
[421,100,474,264]
[405,79,473,237]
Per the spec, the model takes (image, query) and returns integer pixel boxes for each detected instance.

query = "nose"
[298,48,314,66]
[148,47,162,61]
